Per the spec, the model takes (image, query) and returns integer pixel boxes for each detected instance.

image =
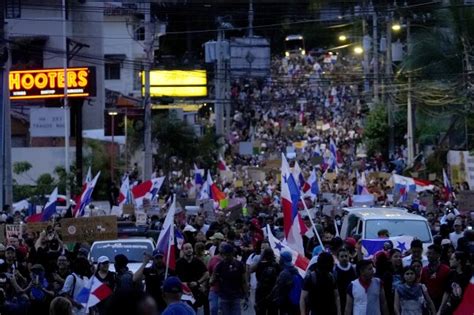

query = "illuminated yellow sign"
[143,70,207,97]
[9,67,96,100]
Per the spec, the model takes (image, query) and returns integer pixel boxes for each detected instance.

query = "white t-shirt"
[61,273,89,315]
[246,253,260,290]
[449,231,464,249]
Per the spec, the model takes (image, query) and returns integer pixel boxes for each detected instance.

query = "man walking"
[211,243,248,315]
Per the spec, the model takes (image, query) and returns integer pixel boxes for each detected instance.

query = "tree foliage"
[363,106,390,156]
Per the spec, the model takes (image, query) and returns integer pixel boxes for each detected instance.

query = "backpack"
[288,272,303,306]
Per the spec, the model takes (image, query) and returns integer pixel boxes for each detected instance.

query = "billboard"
[9,67,96,100]
[143,70,207,98]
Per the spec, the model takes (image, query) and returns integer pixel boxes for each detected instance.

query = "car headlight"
[301,50,306,55]
[285,51,290,57]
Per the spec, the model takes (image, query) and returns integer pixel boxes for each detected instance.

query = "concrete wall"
[103,14,145,98]
[12,147,76,185]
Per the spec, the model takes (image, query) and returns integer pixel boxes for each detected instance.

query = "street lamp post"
[108,109,118,183]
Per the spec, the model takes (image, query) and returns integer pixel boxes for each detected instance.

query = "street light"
[108,109,118,182]
[338,35,347,42]
[392,23,401,32]
[353,46,364,54]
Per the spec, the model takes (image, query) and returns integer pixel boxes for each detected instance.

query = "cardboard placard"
[324,173,337,181]
[457,191,474,213]
[367,172,392,181]
[60,216,118,243]
[264,159,281,170]
[238,141,253,156]
[247,168,266,182]
[219,170,234,182]
[311,156,324,166]
[234,180,244,188]
[135,212,148,226]
[6,224,22,240]
[25,222,51,235]
[122,204,135,216]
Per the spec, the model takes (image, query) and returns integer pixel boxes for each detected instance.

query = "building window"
[105,62,121,80]
[134,26,145,41]
[133,65,142,91]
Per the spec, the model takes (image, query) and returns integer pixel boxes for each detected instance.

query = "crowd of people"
[1,52,473,315]
[0,200,472,315]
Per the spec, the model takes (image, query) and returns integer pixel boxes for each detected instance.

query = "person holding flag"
[281,154,308,255]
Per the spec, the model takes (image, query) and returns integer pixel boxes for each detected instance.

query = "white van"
[340,207,433,248]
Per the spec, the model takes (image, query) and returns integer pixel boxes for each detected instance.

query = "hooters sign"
[9,67,96,100]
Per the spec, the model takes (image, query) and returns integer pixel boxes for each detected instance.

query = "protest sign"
[6,224,22,240]
[25,222,50,235]
[60,216,117,243]
[264,159,281,170]
[458,191,474,213]
[247,168,266,182]
[219,170,234,182]
[238,141,253,156]
[122,204,135,216]
[325,173,337,181]
[234,180,244,188]
[135,212,148,226]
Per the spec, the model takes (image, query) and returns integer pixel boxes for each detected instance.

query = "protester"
[161,276,196,315]
[345,260,389,315]
[333,248,357,311]
[133,250,167,312]
[114,254,134,291]
[438,251,471,314]
[272,251,301,315]
[211,243,248,315]
[60,257,91,315]
[420,244,451,310]
[252,247,280,315]
[393,266,436,315]
[175,242,209,311]
[49,296,73,315]
[300,252,340,315]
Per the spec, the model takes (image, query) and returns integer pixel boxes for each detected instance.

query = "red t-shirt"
[421,263,451,301]
[208,255,223,292]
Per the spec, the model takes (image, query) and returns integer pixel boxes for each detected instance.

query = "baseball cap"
[210,232,225,241]
[162,276,183,294]
[280,251,293,266]
[97,256,110,264]
[441,239,452,246]
[5,245,15,252]
[220,243,234,255]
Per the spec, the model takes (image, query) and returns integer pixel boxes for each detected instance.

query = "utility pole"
[62,0,70,206]
[406,19,415,165]
[248,0,254,37]
[215,19,225,136]
[362,0,370,95]
[0,0,12,207]
[143,5,154,181]
[386,14,395,158]
[372,10,379,103]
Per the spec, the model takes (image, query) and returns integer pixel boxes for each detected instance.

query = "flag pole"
[164,194,175,279]
[300,196,325,251]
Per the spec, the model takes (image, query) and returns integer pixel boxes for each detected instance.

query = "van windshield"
[365,219,432,242]
[90,241,154,263]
